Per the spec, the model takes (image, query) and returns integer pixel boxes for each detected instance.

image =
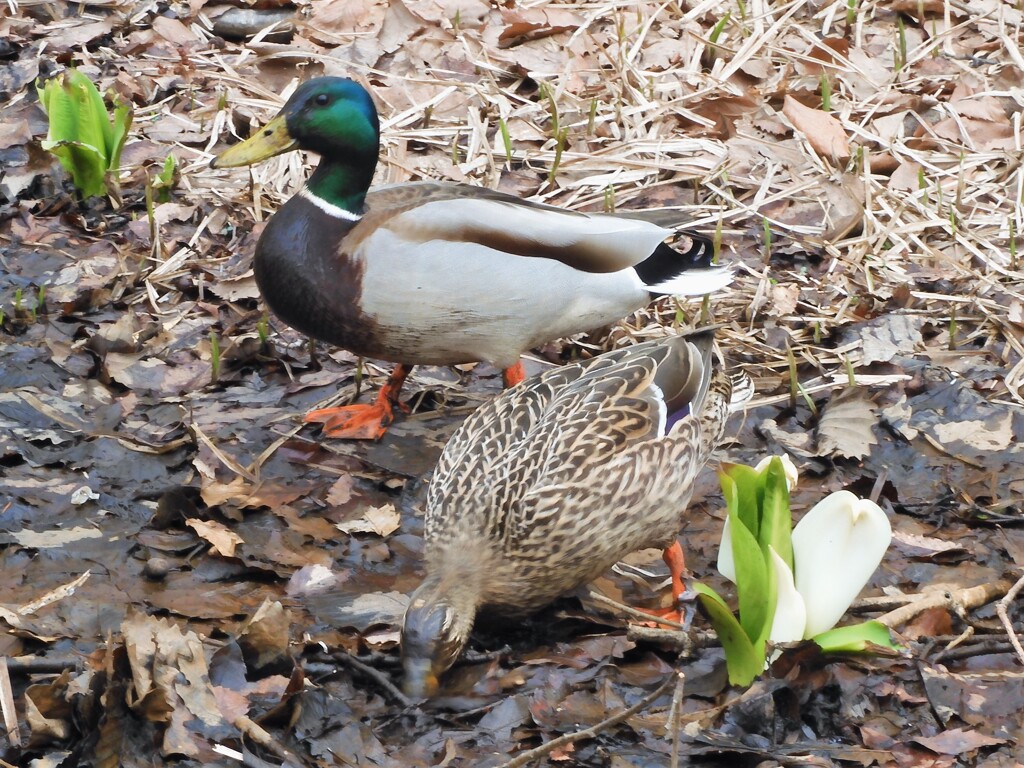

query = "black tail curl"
[633,232,715,288]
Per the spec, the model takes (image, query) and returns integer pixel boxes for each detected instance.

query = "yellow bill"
[210,113,297,168]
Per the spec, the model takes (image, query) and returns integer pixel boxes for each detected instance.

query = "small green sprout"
[707,12,731,62]
[895,17,907,71]
[498,118,513,166]
[210,331,221,383]
[547,127,569,185]
[820,73,831,111]
[1010,219,1018,271]
[603,185,615,213]
[257,313,270,346]
[37,68,133,200]
[153,155,177,203]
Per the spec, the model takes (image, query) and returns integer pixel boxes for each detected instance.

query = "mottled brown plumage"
[401,328,733,696]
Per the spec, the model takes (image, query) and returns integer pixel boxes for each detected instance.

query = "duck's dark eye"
[314,93,330,106]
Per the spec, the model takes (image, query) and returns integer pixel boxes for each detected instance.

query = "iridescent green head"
[212,77,380,168]
[212,77,381,211]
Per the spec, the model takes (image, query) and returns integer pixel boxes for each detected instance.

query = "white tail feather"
[644,266,733,296]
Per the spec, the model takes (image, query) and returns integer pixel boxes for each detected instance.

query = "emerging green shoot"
[786,343,799,407]
[820,73,831,111]
[603,185,615,214]
[257,313,269,346]
[707,12,731,61]
[948,306,957,351]
[895,17,907,71]
[797,382,818,416]
[37,68,133,200]
[846,0,857,29]
[498,118,513,166]
[539,81,559,137]
[762,218,772,259]
[153,154,177,203]
[1010,219,1018,271]
[210,331,221,383]
[547,127,569,185]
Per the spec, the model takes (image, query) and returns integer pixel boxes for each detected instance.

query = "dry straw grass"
[184,0,1024,405]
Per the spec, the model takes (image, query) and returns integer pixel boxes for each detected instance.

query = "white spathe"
[791,491,891,638]
[717,515,736,584]
[717,489,892,641]
[753,454,799,491]
[767,546,806,643]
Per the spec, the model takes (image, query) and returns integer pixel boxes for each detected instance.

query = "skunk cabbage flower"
[718,490,891,641]
[790,491,891,638]
[699,457,896,685]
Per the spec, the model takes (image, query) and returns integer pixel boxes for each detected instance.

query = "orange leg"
[502,361,526,387]
[662,540,688,606]
[644,540,693,626]
[304,364,412,440]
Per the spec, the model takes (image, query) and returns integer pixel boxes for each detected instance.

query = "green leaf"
[813,620,901,654]
[727,499,772,644]
[43,140,107,199]
[722,464,761,538]
[694,584,764,686]
[107,93,133,171]
[759,457,793,571]
[37,69,132,199]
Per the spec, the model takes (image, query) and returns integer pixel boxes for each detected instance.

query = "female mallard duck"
[212,77,731,439]
[401,328,732,697]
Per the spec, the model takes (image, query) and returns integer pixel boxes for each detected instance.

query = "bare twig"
[877,580,1013,629]
[3,656,82,675]
[995,572,1024,666]
[626,624,716,651]
[0,657,20,748]
[583,587,687,630]
[493,674,676,768]
[931,626,974,662]
[234,714,307,767]
[330,650,412,707]
[668,671,686,768]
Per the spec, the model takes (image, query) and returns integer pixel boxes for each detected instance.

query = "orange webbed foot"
[304,364,412,440]
[304,402,395,440]
[638,541,695,628]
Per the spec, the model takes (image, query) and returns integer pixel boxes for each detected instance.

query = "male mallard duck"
[401,328,732,697]
[212,77,731,439]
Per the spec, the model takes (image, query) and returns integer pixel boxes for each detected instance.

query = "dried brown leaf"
[186,518,244,558]
[337,503,401,537]
[783,95,851,162]
[816,388,878,460]
[913,728,1006,755]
